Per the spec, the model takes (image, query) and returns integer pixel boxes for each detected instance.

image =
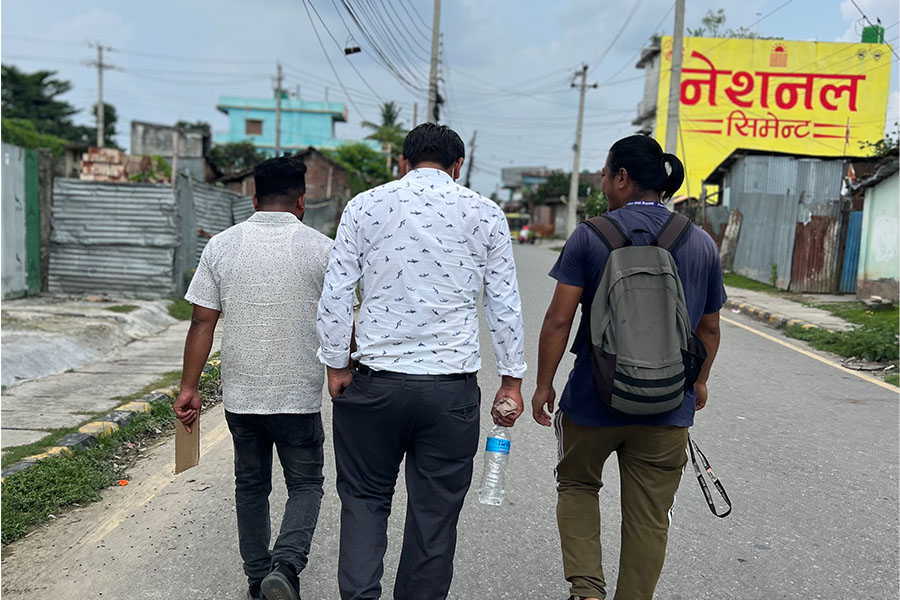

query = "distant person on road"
[316,123,527,600]
[175,155,332,600]
[531,135,725,600]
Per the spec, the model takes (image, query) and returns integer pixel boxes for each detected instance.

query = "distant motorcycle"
[518,225,536,244]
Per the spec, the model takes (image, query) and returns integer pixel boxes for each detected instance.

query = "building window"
[245,119,263,136]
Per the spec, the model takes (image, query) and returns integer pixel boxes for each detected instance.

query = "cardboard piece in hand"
[175,417,200,474]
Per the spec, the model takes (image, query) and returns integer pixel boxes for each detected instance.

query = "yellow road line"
[81,417,231,546]
[721,316,898,393]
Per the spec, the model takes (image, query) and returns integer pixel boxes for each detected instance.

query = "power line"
[589,0,645,71]
[301,0,372,122]
[847,0,900,59]
[305,0,385,101]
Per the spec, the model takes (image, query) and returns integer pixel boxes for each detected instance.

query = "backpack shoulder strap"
[584,216,628,251]
[656,213,693,252]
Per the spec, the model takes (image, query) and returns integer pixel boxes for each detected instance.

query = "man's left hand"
[327,366,353,399]
[492,382,524,427]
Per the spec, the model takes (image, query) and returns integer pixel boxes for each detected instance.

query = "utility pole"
[87,41,115,148]
[565,64,597,238]
[413,102,418,126]
[464,130,477,188]
[274,62,283,157]
[172,128,180,189]
[427,0,441,122]
[664,0,686,157]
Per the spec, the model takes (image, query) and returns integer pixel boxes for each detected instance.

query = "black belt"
[355,363,475,382]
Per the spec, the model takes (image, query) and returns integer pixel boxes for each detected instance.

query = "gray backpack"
[585,213,707,416]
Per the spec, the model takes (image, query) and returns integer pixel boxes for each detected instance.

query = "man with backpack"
[531,135,726,600]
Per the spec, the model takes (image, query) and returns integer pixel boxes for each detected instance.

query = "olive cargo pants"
[554,412,688,599]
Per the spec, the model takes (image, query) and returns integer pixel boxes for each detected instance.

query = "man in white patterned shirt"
[316,123,527,600]
[175,156,331,600]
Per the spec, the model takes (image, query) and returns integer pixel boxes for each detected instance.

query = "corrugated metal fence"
[191,180,253,262]
[48,177,251,297]
[2,144,43,299]
[726,155,847,292]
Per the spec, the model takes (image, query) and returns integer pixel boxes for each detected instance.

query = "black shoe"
[248,581,262,600]
[261,562,300,600]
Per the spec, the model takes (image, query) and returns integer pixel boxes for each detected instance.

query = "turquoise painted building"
[215,94,378,153]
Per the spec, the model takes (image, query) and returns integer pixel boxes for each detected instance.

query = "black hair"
[401,123,465,169]
[254,155,307,205]
[608,134,685,199]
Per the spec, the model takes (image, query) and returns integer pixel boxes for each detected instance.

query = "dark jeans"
[332,370,481,600]
[225,410,325,586]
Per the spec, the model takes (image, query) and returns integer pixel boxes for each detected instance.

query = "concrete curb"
[725,299,823,332]
[0,387,178,483]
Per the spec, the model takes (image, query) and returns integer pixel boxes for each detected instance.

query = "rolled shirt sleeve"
[316,199,362,369]
[482,210,527,379]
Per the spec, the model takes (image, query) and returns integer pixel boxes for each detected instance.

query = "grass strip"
[167,297,193,321]
[723,272,779,293]
[1,353,222,545]
[0,370,182,468]
[1,401,176,545]
[105,305,138,313]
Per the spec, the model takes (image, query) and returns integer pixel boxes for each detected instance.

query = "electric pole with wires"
[87,41,115,148]
[427,0,441,122]
[565,64,597,239]
[464,130,477,188]
[274,62,283,157]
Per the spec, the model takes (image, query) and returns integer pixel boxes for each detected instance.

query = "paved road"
[2,243,897,600]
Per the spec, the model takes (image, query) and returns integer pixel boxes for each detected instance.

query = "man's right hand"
[327,366,353,399]
[531,385,556,427]
[174,388,202,433]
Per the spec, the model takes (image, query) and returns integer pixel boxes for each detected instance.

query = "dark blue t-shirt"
[549,203,727,428]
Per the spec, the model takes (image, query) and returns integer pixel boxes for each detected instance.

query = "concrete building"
[852,155,899,300]
[130,121,211,181]
[215,93,377,154]
[631,41,661,135]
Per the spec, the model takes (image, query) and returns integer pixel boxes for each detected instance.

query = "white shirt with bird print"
[316,167,527,378]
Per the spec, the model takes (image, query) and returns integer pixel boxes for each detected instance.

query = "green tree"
[362,101,406,171]
[686,9,780,39]
[859,122,899,158]
[175,120,212,137]
[1,65,79,139]
[325,142,391,196]
[207,141,268,174]
[1,65,121,147]
[530,172,591,205]
[0,117,68,155]
[91,102,120,149]
[583,190,608,218]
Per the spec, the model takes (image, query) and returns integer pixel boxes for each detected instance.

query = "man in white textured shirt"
[175,156,332,600]
[316,123,527,600]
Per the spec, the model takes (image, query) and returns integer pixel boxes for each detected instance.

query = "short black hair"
[608,134,685,199]
[254,155,307,205]
[401,123,465,169]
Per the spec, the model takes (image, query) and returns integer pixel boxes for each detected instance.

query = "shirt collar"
[403,167,454,183]
[248,211,300,223]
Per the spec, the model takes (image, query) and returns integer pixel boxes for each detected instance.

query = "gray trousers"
[225,411,325,585]
[332,369,481,600]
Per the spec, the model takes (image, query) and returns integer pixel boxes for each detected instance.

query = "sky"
[2,0,898,197]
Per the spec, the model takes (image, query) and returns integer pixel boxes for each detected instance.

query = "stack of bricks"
[80,148,169,183]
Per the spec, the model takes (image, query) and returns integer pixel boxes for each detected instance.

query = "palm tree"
[362,101,406,174]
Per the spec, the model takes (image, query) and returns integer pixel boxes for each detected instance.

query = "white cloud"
[835,0,898,42]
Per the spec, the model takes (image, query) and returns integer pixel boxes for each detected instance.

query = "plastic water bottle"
[478,424,511,506]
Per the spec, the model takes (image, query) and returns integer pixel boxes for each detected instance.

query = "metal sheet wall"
[48,179,180,296]
[840,211,863,293]
[191,180,252,262]
[728,155,845,292]
[2,144,28,298]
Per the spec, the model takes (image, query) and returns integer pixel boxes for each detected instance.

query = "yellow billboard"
[654,36,893,198]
